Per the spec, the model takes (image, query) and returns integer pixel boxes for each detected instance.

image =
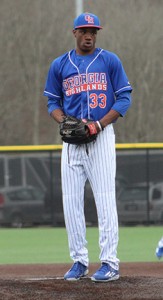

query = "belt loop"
[67,144,70,164]
[85,144,89,156]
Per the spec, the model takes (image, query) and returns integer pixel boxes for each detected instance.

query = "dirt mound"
[0,262,163,300]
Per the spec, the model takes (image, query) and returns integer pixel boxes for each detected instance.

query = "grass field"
[0,226,162,264]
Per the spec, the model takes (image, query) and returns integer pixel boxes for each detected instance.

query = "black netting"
[0,149,163,226]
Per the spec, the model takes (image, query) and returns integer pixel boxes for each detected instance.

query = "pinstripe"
[61,143,88,266]
[61,126,119,269]
[88,126,119,267]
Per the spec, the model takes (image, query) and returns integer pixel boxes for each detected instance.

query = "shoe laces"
[70,262,83,272]
[98,263,111,273]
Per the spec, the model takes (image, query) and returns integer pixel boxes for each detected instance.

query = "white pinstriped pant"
[158,237,163,248]
[61,124,119,270]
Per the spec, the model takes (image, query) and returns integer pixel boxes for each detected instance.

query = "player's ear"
[72,30,77,37]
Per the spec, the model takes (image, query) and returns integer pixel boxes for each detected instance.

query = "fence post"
[49,151,56,226]
[146,148,150,225]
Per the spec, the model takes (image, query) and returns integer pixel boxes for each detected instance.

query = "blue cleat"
[91,263,119,282]
[156,247,163,259]
[64,262,88,281]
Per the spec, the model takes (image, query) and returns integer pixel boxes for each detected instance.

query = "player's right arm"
[43,58,65,123]
[50,108,66,123]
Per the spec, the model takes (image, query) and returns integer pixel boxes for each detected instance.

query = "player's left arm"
[99,90,131,129]
[99,109,120,129]
[112,90,132,117]
[98,53,133,129]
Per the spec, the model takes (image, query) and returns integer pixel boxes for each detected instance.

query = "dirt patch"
[0,262,163,300]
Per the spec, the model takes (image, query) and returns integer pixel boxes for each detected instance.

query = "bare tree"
[0,0,162,145]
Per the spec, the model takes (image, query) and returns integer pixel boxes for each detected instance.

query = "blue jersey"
[43,48,132,120]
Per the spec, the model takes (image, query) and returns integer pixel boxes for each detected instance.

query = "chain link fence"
[0,144,163,227]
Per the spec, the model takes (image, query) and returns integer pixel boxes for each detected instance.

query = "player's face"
[73,28,97,55]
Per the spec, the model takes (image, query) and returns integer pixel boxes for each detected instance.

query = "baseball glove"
[59,116,98,145]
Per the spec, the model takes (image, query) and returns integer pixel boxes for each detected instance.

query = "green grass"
[118,226,162,262]
[0,226,162,264]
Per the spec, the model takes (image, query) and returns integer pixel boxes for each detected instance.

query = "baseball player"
[43,12,132,282]
[156,236,163,259]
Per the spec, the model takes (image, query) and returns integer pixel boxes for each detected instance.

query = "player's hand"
[82,120,103,135]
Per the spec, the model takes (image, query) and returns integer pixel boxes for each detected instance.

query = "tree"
[0,0,162,145]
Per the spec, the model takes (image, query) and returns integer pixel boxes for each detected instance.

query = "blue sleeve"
[43,60,63,114]
[112,91,132,117]
[108,53,132,116]
[47,98,63,114]
[110,53,132,95]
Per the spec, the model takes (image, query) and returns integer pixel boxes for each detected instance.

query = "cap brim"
[74,25,102,30]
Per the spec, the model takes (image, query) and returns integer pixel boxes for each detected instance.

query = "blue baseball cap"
[73,13,102,30]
